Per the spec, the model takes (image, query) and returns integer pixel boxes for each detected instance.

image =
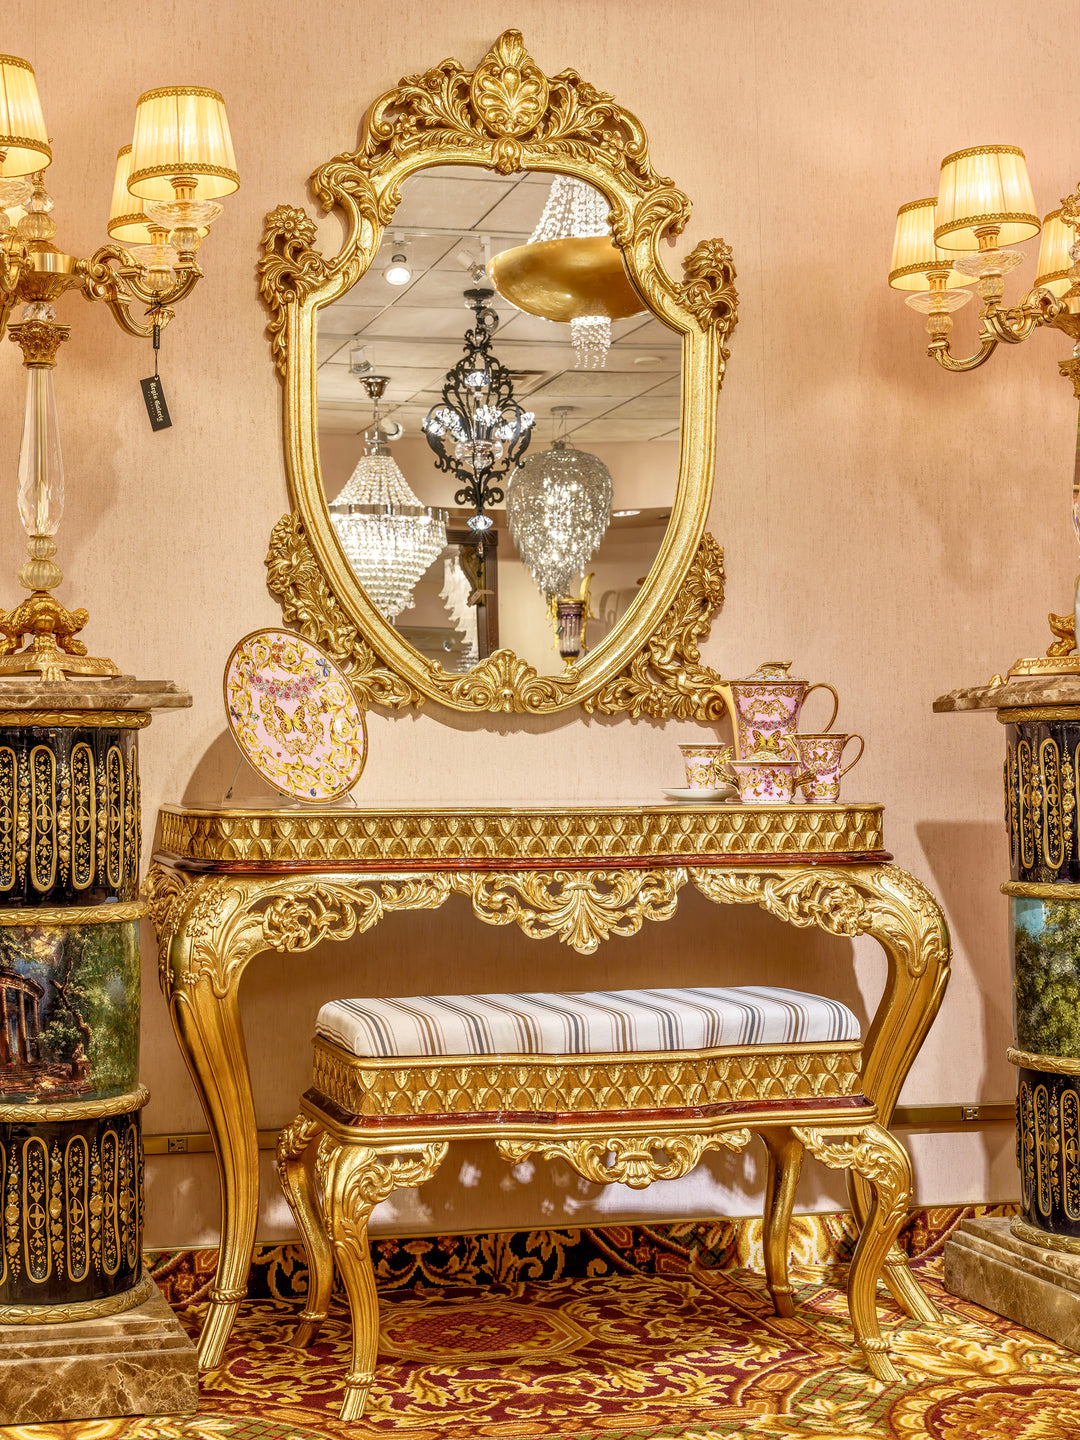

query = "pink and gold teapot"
[716,661,839,759]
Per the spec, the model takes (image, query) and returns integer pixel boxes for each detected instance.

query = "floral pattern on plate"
[223,629,367,802]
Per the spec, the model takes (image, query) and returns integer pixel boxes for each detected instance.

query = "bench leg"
[794,1122,913,1385]
[761,1128,804,1318]
[323,1141,450,1423]
[276,1113,331,1348]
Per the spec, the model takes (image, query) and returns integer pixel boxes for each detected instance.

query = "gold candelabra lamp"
[889,145,1080,677]
[0,58,238,681]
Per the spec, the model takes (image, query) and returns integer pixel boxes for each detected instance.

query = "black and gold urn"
[0,681,187,1327]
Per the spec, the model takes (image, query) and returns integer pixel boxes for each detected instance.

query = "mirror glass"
[315,165,681,673]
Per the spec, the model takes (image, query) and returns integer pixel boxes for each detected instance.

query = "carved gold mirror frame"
[258,31,737,717]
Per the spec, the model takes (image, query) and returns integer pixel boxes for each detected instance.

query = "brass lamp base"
[1003,606,1080,680]
[0,592,119,683]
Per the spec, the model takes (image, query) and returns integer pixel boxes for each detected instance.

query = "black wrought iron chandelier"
[422,287,534,531]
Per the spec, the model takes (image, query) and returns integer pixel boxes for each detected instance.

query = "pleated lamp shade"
[127,86,238,201]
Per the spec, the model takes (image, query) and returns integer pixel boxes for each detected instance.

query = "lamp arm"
[76,245,201,340]
[983,288,1065,346]
[927,333,998,372]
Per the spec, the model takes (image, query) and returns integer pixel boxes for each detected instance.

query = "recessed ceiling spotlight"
[613,509,640,518]
[633,354,662,367]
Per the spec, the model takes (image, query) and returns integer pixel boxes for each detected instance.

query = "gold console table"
[146,800,951,1371]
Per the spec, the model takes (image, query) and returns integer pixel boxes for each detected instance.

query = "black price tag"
[140,375,172,431]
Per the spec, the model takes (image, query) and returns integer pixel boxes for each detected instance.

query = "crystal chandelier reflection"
[506,406,613,601]
[329,376,447,620]
[422,287,534,531]
[531,178,612,368]
[488,175,644,370]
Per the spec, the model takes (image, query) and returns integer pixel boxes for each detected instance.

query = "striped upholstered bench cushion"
[315,986,859,1059]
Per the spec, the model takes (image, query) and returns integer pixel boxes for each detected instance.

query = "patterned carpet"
[14,1207,1080,1440]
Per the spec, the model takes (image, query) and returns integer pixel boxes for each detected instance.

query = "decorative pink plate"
[223,629,367,802]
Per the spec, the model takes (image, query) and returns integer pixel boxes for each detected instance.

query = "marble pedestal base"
[0,1278,198,1424]
[945,1216,1080,1351]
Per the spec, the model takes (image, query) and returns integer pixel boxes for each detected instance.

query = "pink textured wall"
[2,0,1073,1242]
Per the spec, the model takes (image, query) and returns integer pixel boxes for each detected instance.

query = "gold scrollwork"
[0,901,146,929]
[155,873,454,1000]
[0,1271,154,1325]
[1019,1075,1034,1212]
[0,745,14,891]
[29,745,56,892]
[71,741,95,889]
[106,745,123,888]
[1062,1089,1080,1221]
[259,30,739,719]
[793,1123,911,1239]
[1035,1082,1053,1217]
[1041,737,1065,869]
[0,711,151,729]
[495,1129,752,1189]
[1025,743,1042,864]
[65,1135,89,1281]
[457,868,684,954]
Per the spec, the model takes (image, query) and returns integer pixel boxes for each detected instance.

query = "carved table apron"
[146,801,951,1371]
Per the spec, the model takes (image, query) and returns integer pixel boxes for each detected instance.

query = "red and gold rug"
[14,1207,1080,1440]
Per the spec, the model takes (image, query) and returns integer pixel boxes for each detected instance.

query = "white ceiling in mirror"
[316,165,681,445]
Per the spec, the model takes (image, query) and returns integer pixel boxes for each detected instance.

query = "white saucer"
[662,785,736,803]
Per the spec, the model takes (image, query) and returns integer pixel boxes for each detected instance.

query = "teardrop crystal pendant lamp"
[488,175,644,368]
[329,375,448,620]
[506,406,613,601]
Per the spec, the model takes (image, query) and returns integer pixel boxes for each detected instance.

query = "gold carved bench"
[277,984,930,1419]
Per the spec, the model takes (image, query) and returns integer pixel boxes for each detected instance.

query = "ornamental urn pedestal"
[936,672,1080,1349]
[0,677,197,1424]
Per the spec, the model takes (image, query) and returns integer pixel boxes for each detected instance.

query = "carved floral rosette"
[258,30,741,718]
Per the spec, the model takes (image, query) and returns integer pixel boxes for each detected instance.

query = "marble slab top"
[935,675,1080,714]
[0,677,191,712]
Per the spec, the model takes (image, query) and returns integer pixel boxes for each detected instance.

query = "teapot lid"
[740,660,804,683]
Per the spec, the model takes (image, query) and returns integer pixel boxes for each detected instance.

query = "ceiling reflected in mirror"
[316,166,682,675]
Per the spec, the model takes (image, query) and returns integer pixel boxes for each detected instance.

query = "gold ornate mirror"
[259,31,737,716]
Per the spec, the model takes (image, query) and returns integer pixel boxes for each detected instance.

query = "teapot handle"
[804,682,839,733]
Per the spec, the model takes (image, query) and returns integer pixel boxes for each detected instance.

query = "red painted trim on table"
[306,1091,873,1130]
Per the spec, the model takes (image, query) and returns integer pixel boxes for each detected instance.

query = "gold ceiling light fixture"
[0,63,238,681]
[889,146,1080,676]
[488,175,644,369]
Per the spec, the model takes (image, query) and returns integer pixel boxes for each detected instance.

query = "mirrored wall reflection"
[316,164,681,673]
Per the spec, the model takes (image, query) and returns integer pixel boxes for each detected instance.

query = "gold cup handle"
[838,732,865,779]
[804,682,839,733]
[714,744,736,783]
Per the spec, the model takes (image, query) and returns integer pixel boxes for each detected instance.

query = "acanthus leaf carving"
[264,513,422,710]
[457,867,686,954]
[496,1129,752,1189]
[165,874,455,999]
[257,205,334,379]
[585,533,726,719]
[680,238,739,345]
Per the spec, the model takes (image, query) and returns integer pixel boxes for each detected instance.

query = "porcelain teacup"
[795,732,865,803]
[679,743,735,791]
[728,740,808,805]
